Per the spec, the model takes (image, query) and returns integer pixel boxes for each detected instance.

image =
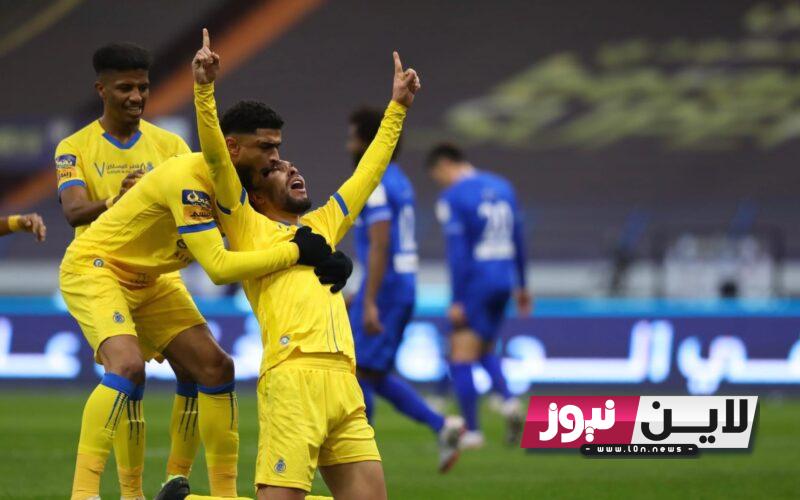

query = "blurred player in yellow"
[55,42,200,500]
[59,43,347,500]
[0,213,46,240]
[161,30,420,500]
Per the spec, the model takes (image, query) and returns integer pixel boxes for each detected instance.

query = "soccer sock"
[197,382,239,497]
[114,383,146,499]
[450,362,479,431]
[166,382,200,478]
[480,353,512,400]
[72,373,135,500]
[358,377,376,422]
[375,374,445,433]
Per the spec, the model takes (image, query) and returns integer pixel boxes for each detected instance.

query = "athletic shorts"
[462,289,511,342]
[59,267,205,362]
[255,352,381,492]
[352,301,414,372]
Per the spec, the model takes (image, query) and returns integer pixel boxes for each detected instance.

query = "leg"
[165,358,201,479]
[449,328,482,432]
[479,342,512,400]
[163,324,238,497]
[113,381,146,500]
[74,335,146,500]
[362,367,445,433]
[319,461,386,500]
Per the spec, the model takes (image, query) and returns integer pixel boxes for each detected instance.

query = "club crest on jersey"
[113,311,125,324]
[274,458,286,474]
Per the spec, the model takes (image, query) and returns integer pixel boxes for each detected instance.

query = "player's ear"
[225,136,239,158]
[94,80,105,99]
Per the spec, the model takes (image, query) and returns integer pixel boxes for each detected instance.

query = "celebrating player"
[426,143,532,449]
[174,30,420,500]
[59,44,348,499]
[0,213,46,241]
[346,107,463,473]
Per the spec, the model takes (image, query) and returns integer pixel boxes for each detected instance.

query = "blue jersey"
[354,163,417,305]
[436,170,527,304]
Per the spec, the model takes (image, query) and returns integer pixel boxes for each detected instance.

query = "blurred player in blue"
[426,143,532,449]
[347,108,464,472]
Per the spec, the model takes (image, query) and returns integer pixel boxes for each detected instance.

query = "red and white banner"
[522,396,757,451]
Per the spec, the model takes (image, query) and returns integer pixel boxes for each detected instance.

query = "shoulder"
[56,121,98,151]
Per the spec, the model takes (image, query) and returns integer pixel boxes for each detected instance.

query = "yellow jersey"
[194,82,406,373]
[54,119,191,237]
[60,153,299,288]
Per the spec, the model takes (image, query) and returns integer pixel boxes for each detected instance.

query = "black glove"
[291,226,332,266]
[315,250,353,293]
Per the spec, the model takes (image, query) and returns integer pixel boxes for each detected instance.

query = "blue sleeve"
[362,183,392,226]
[512,194,527,288]
[437,197,470,303]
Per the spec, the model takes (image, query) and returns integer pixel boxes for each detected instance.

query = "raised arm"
[192,29,243,213]
[308,52,420,244]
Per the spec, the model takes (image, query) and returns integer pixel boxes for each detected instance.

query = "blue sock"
[358,378,376,422]
[176,381,198,398]
[450,362,479,431]
[375,375,445,433]
[101,373,135,396]
[480,353,512,400]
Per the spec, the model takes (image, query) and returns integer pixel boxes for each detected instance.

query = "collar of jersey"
[101,129,142,150]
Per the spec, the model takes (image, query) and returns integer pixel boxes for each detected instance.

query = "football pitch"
[0,389,797,499]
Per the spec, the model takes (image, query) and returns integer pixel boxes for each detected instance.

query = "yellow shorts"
[59,268,205,362]
[255,352,381,492]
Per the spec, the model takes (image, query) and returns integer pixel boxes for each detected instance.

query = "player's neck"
[98,114,140,142]
[261,206,301,226]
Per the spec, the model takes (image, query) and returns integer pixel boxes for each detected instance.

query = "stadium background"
[0,0,798,498]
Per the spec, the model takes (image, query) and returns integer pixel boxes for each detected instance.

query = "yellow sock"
[197,387,239,497]
[167,389,201,478]
[72,375,134,500]
[114,387,145,499]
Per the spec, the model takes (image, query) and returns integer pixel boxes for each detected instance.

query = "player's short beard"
[284,193,312,214]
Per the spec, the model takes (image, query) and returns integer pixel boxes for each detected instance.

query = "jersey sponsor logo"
[56,154,77,180]
[55,154,77,168]
[93,162,151,178]
[182,189,214,222]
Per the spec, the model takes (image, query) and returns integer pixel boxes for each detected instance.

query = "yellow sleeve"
[194,82,245,214]
[161,171,298,284]
[55,139,86,197]
[173,135,192,155]
[304,100,406,244]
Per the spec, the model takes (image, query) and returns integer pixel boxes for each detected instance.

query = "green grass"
[0,389,798,499]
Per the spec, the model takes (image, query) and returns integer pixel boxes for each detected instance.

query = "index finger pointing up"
[393,51,403,75]
[203,28,211,49]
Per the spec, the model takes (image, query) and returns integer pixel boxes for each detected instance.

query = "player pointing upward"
[167,30,419,500]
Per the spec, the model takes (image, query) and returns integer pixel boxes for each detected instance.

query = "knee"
[109,356,146,385]
[201,351,234,386]
[450,336,480,363]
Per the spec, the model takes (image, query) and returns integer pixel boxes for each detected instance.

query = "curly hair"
[221,100,284,135]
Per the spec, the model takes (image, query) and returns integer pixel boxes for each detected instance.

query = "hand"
[115,170,144,203]
[448,302,467,328]
[18,213,47,242]
[193,28,220,85]
[391,51,421,108]
[515,288,533,316]
[314,250,353,293]
[291,226,332,266]
[363,300,383,335]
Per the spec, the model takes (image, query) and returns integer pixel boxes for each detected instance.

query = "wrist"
[7,215,22,232]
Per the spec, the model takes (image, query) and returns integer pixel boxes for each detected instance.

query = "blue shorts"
[460,289,511,342]
[353,301,414,372]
